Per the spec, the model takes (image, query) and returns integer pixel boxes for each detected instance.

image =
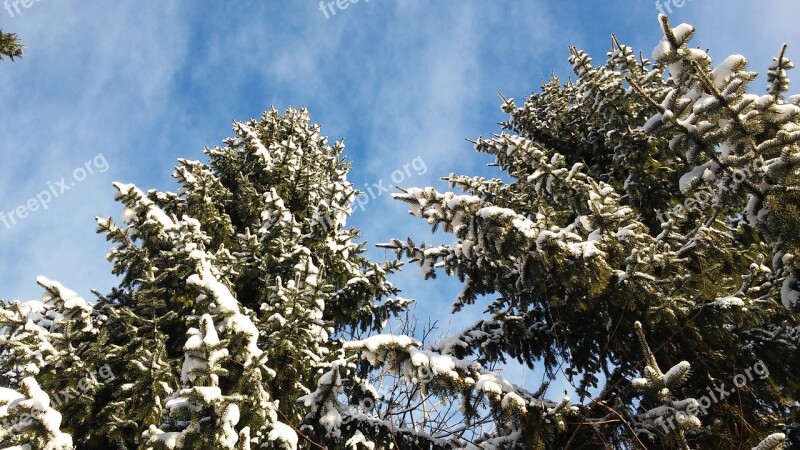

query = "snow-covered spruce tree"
[0,278,102,449]
[0,107,422,449]
[379,16,800,449]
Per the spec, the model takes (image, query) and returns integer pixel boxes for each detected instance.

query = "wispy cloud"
[0,2,190,300]
[1,3,797,406]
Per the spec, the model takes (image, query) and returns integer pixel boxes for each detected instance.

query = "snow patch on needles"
[113,182,177,230]
[187,250,263,364]
[267,421,298,450]
[233,121,272,167]
[781,275,799,310]
[0,377,73,449]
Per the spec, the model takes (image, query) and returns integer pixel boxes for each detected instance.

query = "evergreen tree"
[0,29,22,60]
[0,108,419,448]
[379,15,799,449]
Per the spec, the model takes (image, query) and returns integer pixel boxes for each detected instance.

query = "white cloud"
[0,2,191,300]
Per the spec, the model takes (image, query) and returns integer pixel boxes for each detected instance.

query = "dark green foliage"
[0,108,412,449]
[0,30,22,60]
[381,16,800,449]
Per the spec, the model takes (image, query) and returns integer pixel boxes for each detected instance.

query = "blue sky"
[2,0,800,396]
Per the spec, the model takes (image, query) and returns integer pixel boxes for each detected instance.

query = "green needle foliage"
[0,29,23,60]
[380,15,799,449]
[0,108,414,449]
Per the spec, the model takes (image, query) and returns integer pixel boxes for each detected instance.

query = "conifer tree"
[0,108,419,448]
[380,15,800,449]
[0,29,22,60]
